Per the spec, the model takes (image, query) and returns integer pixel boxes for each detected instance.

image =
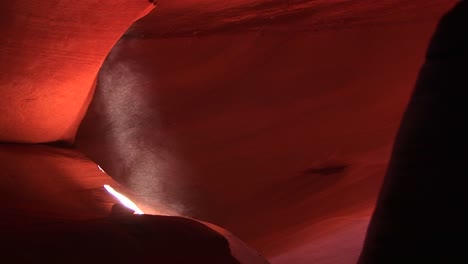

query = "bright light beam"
[103,184,144,215]
[97,165,105,173]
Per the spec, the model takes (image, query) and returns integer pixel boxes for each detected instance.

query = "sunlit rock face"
[0,0,153,143]
[76,0,457,263]
[0,0,461,263]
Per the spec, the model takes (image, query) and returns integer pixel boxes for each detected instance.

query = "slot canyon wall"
[0,0,462,263]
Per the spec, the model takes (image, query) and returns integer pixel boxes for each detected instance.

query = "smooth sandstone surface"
[76,0,457,263]
[0,0,460,263]
[0,0,153,143]
[0,144,267,263]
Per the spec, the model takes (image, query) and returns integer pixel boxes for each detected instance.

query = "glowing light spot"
[97,165,105,173]
[103,185,144,215]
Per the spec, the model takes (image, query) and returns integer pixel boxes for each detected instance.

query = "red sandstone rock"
[0,0,153,143]
[0,1,459,263]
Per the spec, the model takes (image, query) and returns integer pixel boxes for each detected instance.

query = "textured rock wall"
[0,0,153,143]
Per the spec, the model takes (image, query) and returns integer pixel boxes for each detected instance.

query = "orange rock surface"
[0,1,459,263]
